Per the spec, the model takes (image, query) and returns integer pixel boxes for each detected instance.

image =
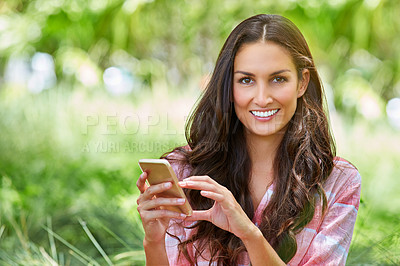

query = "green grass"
[338,118,400,265]
[0,88,153,265]
[0,87,399,265]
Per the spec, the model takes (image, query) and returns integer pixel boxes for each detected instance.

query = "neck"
[245,132,285,207]
[246,133,284,168]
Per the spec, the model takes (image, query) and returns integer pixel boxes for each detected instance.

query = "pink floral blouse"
[164,156,361,266]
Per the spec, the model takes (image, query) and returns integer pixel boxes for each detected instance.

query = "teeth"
[251,109,279,118]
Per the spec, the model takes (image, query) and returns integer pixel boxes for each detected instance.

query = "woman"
[136,14,361,265]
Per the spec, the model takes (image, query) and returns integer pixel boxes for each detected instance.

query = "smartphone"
[138,159,192,216]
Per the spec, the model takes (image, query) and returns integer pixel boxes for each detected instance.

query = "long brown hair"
[166,14,335,265]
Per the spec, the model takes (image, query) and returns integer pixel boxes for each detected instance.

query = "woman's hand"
[179,175,258,241]
[136,171,187,244]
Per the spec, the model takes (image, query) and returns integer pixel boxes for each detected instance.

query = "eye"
[272,76,287,83]
[239,77,254,84]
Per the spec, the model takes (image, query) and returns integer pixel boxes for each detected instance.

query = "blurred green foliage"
[1,0,400,106]
[1,0,400,265]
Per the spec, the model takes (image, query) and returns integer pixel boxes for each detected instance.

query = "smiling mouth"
[250,109,279,118]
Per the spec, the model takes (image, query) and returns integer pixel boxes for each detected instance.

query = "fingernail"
[180,213,187,218]
[177,198,185,203]
[164,182,171,188]
[201,190,208,196]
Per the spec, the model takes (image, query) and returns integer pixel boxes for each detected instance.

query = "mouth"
[250,109,279,118]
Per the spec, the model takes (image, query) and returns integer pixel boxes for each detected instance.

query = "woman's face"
[233,41,309,141]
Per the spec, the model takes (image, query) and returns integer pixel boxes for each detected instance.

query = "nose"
[254,82,273,107]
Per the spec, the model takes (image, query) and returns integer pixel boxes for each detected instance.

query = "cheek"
[280,93,297,106]
[233,88,248,110]
[275,87,298,107]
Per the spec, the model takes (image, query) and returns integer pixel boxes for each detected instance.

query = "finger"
[184,175,219,185]
[141,209,187,221]
[201,190,239,215]
[140,197,187,211]
[179,180,220,193]
[184,210,210,222]
[136,172,149,193]
[139,182,172,202]
[200,190,225,202]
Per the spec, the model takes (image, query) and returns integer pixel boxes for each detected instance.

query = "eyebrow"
[234,69,291,76]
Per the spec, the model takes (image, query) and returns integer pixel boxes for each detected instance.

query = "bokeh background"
[1,0,400,265]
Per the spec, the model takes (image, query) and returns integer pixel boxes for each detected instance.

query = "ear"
[297,69,310,98]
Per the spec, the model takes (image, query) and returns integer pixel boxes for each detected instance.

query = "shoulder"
[164,145,193,181]
[292,158,361,265]
[330,157,361,184]
[323,157,361,206]
[164,144,192,162]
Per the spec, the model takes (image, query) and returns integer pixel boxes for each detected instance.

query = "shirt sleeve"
[298,166,361,266]
[165,219,188,265]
